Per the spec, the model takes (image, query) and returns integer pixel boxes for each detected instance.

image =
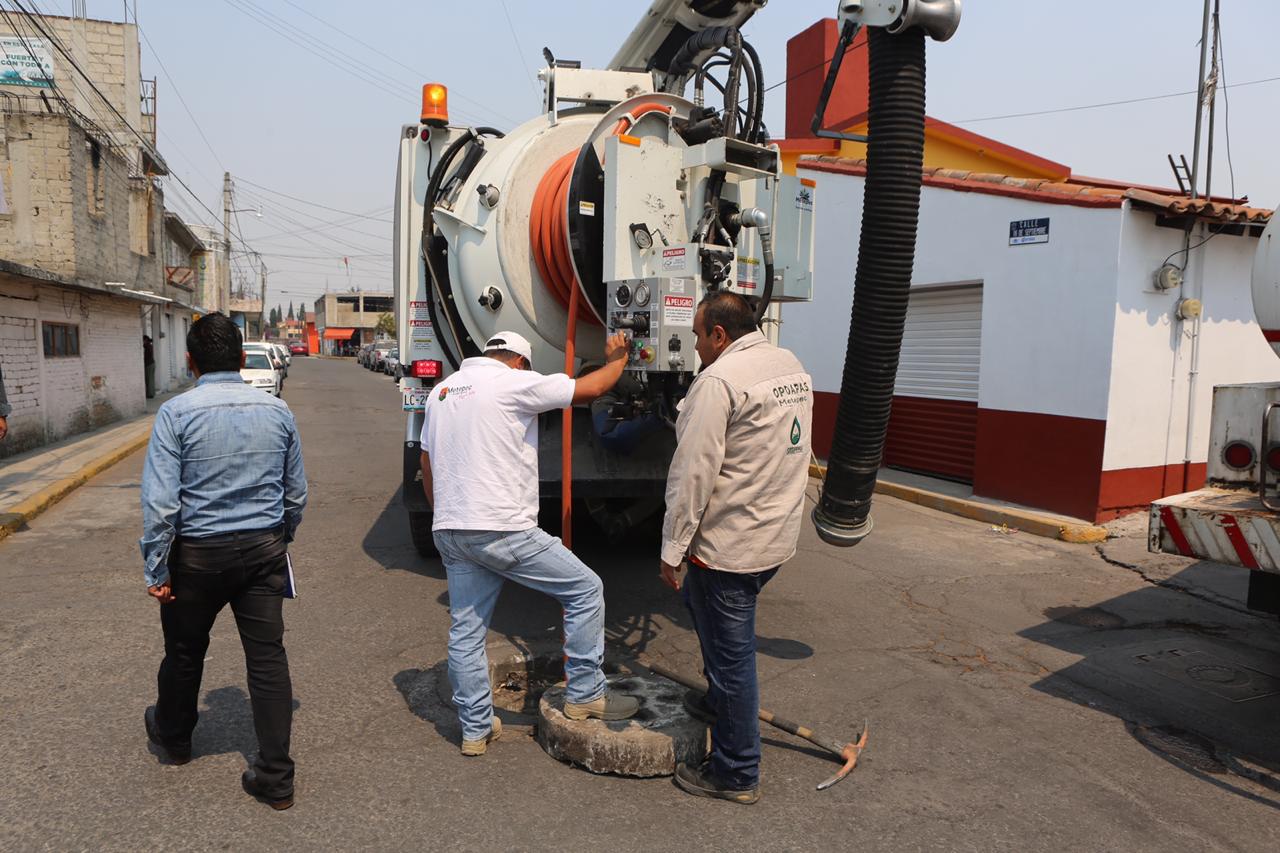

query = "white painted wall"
[0,278,145,456]
[1102,206,1280,471]
[785,166,1123,420]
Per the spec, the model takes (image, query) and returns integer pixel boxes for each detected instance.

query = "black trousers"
[154,527,294,795]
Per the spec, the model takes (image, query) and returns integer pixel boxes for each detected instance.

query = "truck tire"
[408,510,438,558]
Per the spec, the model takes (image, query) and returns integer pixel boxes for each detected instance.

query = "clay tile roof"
[1123,188,1272,224]
[799,156,1272,224]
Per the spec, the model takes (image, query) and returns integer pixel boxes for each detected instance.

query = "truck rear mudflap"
[1150,488,1280,574]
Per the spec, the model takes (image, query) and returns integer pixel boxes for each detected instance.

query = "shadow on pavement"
[756,635,814,660]
[361,489,444,579]
[190,686,301,763]
[1019,563,1280,810]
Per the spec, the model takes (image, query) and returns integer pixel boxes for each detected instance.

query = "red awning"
[322,327,356,340]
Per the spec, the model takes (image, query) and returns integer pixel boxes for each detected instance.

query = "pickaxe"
[633,656,868,791]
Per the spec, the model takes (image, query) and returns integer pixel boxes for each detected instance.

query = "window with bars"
[42,323,81,358]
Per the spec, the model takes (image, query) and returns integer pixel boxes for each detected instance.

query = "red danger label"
[663,295,694,308]
[662,248,686,258]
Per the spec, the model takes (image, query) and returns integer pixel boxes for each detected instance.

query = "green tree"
[288,302,296,321]
[375,312,396,338]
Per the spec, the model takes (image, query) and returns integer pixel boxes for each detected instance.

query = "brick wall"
[0,284,41,455]
[36,18,142,153]
[0,114,77,277]
[0,276,145,459]
[0,112,162,291]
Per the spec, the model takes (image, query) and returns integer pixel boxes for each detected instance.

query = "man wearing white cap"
[420,329,638,755]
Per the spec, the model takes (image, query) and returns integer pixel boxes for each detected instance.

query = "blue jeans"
[683,563,778,790]
[433,527,608,741]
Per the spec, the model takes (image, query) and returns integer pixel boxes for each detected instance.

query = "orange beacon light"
[421,83,448,127]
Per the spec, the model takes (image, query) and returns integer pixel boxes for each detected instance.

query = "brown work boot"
[563,689,640,721]
[460,717,502,756]
[673,761,759,805]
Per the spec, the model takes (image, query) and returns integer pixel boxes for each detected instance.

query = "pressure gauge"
[614,283,632,307]
[633,283,651,306]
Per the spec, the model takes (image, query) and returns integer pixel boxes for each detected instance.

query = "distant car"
[241,350,281,396]
[369,343,394,372]
[272,342,291,367]
[383,349,400,377]
[289,341,308,356]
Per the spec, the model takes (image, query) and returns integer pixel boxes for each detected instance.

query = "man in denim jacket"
[139,313,306,810]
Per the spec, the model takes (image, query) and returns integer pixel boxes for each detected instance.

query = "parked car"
[272,342,291,367]
[358,343,375,368]
[244,342,287,386]
[369,343,394,372]
[383,349,400,377]
[289,341,308,357]
[241,350,281,396]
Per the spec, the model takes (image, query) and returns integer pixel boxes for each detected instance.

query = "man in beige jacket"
[660,291,813,804]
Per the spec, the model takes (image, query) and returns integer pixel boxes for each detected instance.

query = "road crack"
[1093,544,1258,617]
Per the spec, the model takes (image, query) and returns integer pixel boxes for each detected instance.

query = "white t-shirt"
[421,356,575,531]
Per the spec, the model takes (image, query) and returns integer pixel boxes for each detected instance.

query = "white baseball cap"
[484,331,533,365]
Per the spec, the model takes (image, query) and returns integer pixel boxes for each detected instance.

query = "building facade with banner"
[0,10,198,456]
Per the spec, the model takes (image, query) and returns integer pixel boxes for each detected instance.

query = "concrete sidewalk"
[0,389,182,540]
[810,462,1109,544]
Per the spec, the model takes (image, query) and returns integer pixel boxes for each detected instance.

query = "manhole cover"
[1134,649,1280,702]
[1187,665,1246,685]
[537,674,708,777]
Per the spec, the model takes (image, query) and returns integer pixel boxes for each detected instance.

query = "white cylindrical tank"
[431,112,603,370]
[1253,212,1280,358]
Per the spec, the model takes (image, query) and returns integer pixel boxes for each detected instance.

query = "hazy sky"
[44,1,1280,313]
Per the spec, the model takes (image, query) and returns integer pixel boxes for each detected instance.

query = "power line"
[1215,15,1236,201]
[953,74,1280,125]
[234,176,394,222]
[218,0,492,127]
[248,207,393,242]
[228,0,414,96]
[234,185,391,238]
[499,0,538,96]
[276,0,519,127]
[131,13,226,172]
[234,188,392,255]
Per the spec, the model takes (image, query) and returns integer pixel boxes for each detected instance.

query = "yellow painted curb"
[808,463,1108,544]
[0,428,152,542]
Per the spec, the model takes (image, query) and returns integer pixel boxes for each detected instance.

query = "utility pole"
[1176,0,1218,492]
[1203,0,1221,201]
[1188,0,1213,199]
[259,255,268,341]
[222,171,233,315]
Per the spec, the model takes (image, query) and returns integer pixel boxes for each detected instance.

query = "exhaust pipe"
[812,26,927,547]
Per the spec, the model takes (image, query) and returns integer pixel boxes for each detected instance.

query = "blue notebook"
[284,553,298,599]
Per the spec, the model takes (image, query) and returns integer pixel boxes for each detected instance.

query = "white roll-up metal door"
[885,284,983,481]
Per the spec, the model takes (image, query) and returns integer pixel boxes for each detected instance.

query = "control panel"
[606,277,697,374]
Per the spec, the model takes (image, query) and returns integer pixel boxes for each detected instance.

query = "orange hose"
[527,102,673,549]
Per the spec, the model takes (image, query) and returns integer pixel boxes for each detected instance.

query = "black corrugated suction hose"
[813,27,927,547]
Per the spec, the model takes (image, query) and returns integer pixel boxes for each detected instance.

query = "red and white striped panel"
[1149,490,1280,574]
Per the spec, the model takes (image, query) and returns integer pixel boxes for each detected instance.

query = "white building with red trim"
[778,18,1276,523]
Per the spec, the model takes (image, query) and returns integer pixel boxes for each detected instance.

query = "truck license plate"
[402,386,430,411]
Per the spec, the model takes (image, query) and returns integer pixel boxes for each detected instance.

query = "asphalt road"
[2,357,1278,851]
